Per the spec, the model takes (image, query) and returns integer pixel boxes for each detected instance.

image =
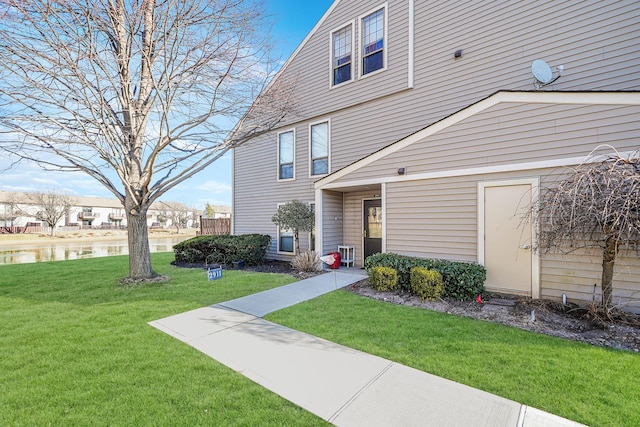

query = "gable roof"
[315,90,640,189]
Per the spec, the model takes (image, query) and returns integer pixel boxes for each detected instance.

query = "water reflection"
[0,238,187,265]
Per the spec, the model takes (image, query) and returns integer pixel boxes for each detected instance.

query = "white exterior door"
[479,180,539,297]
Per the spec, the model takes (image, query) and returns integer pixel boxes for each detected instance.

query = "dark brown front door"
[364,199,382,261]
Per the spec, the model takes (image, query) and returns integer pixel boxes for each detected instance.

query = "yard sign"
[208,267,223,281]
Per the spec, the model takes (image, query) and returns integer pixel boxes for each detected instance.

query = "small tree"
[529,148,640,307]
[24,191,75,236]
[271,200,314,255]
[204,203,216,218]
[158,201,193,234]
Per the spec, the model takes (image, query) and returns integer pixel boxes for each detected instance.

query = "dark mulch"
[347,278,640,353]
[172,259,640,352]
[171,259,326,279]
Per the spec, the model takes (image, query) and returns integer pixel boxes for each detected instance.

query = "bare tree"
[22,192,75,236]
[0,0,295,279]
[157,201,193,234]
[529,148,640,307]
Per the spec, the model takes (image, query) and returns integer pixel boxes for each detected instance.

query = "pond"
[0,237,188,265]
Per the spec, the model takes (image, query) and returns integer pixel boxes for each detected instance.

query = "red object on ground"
[476,294,483,304]
[328,251,341,269]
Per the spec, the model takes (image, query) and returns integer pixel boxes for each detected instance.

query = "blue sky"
[0,0,334,209]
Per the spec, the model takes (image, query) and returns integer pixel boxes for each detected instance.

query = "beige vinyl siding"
[385,177,477,262]
[321,190,344,255]
[275,0,411,124]
[233,0,639,263]
[372,169,640,311]
[542,249,640,313]
[328,103,640,185]
[233,130,315,260]
[273,0,638,132]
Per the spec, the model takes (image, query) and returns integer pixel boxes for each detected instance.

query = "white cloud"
[196,180,232,194]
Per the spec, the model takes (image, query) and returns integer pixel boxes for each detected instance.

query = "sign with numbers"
[207,267,223,281]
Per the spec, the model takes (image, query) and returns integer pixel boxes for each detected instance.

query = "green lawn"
[266,291,640,427]
[0,253,327,426]
[3,255,639,427]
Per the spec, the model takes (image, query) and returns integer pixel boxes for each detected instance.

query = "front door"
[482,183,535,296]
[364,199,382,261]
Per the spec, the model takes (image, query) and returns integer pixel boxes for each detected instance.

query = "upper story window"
[310,121,329,176]
[361,6,386,76]
[331,24,353,86]
[278,130,295,180]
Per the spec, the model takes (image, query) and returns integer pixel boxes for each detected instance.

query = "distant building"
[0,190,228,232]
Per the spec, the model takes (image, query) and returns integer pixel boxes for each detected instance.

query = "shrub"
[369,266,399,291]
[173,234,271,266]
[410,267,444,301]
[291,251,321,272]
[365,253,485,300]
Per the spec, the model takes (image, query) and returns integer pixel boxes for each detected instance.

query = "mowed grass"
[266,291,640,427]
[0,253,327,426]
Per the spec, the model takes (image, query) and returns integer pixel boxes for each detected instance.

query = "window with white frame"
[310,121,329,176]
[278,130,295,180]
[331,24,353,86]
[278,227,294,253]
[361,7,385,76]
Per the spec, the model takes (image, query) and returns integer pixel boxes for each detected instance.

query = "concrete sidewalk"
[149,270,585,427]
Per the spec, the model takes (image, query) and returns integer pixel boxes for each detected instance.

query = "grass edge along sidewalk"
[266,290,640,427]
[1,253,638,426]
[0,253,328,426]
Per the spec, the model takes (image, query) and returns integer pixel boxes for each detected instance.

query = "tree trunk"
[294,229,300,255]
[601,236,617,308]
[126,206,156,279]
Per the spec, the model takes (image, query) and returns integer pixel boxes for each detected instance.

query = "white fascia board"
[320,149,639,191]
[315,91,640,190]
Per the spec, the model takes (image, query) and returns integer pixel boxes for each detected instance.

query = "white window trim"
[276,202,295,254]
[277,129,296,182]
[308,118,331,178]
[329,20,356,89]
[359,3,388,80]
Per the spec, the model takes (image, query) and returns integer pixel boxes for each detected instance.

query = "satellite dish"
[531,59,553,84]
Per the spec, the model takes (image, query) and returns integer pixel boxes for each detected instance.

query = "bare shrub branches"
[534,148,640,253]
[529,147,640,306]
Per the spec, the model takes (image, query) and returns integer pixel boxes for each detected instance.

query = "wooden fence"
[198,216,231,236]
[0,225,44,234]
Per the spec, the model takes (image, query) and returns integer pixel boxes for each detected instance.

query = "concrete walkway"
[149,270,586,427]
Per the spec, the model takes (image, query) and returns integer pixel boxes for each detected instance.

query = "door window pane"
[367,206,382,238]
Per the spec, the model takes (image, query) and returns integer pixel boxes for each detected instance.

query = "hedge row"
[173,234,271,266]
[364,253,486,300]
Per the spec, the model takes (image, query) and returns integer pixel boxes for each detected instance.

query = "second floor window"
[362,8,385,75]
[310,121,329,176]
[278,130,295,180]
[332,25,352,86]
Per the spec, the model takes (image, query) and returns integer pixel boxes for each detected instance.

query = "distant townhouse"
[0,191,228,232]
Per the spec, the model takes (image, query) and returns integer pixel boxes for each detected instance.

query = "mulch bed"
[172,260,640,352]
